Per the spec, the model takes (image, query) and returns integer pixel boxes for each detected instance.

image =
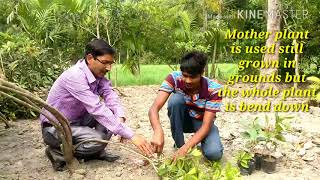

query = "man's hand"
[118,117,126,123]
[131,134,154,157]
[118,117,126,143]
[151,129,164,153]
[173,145,189,161]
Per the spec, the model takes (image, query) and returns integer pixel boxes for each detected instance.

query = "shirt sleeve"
[97,78,125,119]
[205,82,223,113]
[62,76,134,139]
[159,74,175,93]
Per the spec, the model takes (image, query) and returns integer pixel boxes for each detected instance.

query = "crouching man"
[148,51,223,160]
[40,39,153,171]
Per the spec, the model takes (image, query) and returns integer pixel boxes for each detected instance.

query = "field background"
[109,63,238,86]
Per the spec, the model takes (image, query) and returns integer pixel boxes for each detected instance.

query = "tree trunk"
[210,0,222,79]
[260,0,281,88]
[96,0,100,38]
[203,1,209,76]
[0,54,5,79]
[211,39,217,78]
[0,112,10,129]
[293,39,299,88]
[0,68,4,79]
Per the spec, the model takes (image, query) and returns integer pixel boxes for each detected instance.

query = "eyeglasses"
[94,57,115,65]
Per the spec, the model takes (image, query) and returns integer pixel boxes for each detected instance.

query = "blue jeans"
[167,93,223,161]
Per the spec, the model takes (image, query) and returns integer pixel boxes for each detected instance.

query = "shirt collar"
[78,59,96,84]
[178,74,208,99]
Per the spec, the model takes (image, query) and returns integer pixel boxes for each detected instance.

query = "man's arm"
[98,78,125,119]
[148,91,171,153]
[63,77,153,155]
[63,76,132,138]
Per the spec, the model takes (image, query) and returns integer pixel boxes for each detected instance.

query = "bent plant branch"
[0,78,161,175]
[0,78,78,173]
[0,112,10,129]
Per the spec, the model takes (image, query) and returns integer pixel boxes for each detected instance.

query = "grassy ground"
[109,64,238,86]
[109,65,172,86]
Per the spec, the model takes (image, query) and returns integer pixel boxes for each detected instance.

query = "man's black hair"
[180,51,208,76]
[85,39,115,60]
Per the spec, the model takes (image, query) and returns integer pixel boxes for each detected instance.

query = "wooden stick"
[74,139,158,173]
[0,112,10,128]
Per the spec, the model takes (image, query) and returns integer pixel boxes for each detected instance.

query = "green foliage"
[0,32,65,90]
[240,117,265,146]
[273,113,293,141]
[157,148,240,180]
[236,151,253,169]
[300,57,320,76]
[0,31,68,119]
[241,113,292,154]
[307,76,320,101]
[281,0,320,77]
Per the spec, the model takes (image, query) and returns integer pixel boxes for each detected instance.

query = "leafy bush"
[307,76,320,102]
[300,57,320,76]
[0,31,70,119]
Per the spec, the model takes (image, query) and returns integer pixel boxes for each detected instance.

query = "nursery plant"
[157,148,241,180]
[240,113,293,174]
[235,151,255,176]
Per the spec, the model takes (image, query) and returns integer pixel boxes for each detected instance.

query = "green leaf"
[30,110,36,117]
[307,76,320,83]
[158,164,167,176]
[177,159,185,169]
[316,93,320,101]
[176,168,186,177]
[275,134,286,142]
[190,148,202,157]
[240,161,249,168]
[8,60,20,70]
[184,174,198,180]
[187,167,197,175]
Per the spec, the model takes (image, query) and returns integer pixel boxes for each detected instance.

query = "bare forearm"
[148,108,163,132]
[185,124,211,149]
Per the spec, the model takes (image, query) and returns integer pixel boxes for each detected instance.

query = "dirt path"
[0,85,319,180]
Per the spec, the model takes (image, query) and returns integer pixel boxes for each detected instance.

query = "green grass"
[109,64,172,86]
[109,64,238,86]
[210,63,239,82]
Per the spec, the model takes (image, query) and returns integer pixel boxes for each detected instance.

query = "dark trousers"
[42,114,112,161]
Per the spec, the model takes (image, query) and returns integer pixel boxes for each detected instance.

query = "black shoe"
[97,151,120,162]
[45,147,66,171]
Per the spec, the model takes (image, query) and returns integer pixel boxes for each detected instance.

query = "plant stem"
[74,139,158,173]
[0,112,10,128]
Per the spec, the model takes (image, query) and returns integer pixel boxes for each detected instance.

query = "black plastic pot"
[261,155,277,174]
[238,159,255,175]
[254,153,263,170]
